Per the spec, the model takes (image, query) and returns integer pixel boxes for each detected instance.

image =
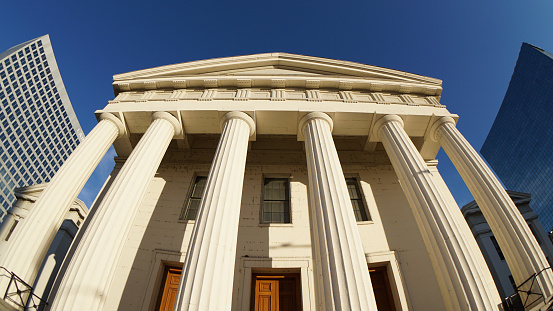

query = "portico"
[2,53,550,311]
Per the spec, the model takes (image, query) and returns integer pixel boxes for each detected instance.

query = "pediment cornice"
[112,53,443,98]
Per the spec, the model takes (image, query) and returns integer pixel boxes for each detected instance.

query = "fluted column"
[49,112,181,311]
[174,111,255,311]
[299,112,377,311]
[430,116,553,300]
[375,115,501,311]
[0,113,125,285]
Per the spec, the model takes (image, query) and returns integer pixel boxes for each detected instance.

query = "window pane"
[261,178,290,223]
[191,176,207,198]
[346,178,370,221]
[490,235,505,261]
[180,176,207,221]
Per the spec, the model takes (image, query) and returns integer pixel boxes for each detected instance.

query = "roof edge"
[113,52,442,86]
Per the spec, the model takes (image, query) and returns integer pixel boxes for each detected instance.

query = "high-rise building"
[481,43,553,233]
[0,35,84,220]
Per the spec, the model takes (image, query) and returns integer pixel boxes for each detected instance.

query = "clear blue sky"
[1,1,552,207]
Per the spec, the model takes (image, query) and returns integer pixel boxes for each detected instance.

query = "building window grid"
[0,40,79,217]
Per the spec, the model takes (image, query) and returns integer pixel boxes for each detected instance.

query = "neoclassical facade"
[1,53,552,311]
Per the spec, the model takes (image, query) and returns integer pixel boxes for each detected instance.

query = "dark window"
[490,235,505,261]
[346,178,370,221]
[180,176,207,221]
[508,275,517,292]
[261,178,290,223]
[4,220,19,241]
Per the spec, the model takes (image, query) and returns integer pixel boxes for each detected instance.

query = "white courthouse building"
[1,53,552,311]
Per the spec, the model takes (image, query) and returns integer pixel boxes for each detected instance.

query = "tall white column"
[174,111,255,311]
[430,116,553,300]
[299,112,377,311]
[375,115,501,311]
[49,112,181,311]
[0,113,125,285]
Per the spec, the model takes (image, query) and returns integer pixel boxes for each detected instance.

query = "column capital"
[152,111,182,136]
[298,112,333,141]
[220,111,256,137]
[98,113,127,138]
[429,116,456,142]
[373,114,404,139]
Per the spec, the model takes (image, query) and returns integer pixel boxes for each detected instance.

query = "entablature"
[95,105,457,161]
[112,76,442,98]
[109,88,443,108]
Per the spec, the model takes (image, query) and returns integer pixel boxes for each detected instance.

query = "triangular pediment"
[113,53,442,87]
[195,66,332,77]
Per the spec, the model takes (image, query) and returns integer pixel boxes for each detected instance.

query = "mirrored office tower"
[0,35,84,221]
[481,43,553,233]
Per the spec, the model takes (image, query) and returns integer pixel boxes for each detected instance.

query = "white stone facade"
[1,53,552,311]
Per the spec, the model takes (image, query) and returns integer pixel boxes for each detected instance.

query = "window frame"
[179,174,208,222]
[260,176,292,225]
[490,235,505,261]
[344,176,371,222]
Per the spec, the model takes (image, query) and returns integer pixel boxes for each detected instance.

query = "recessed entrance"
[156,266,182,311]
[251,273,302,311]
[369,266,396,311]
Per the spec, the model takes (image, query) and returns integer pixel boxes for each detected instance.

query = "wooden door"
[157,267,182,311]
[252,273,301,311]
[254,279,279,311]
[369,266,396,311]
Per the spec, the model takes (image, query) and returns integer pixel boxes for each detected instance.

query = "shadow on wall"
[371,166,444,310]
[118,168,190,311]
[231,168,271,308]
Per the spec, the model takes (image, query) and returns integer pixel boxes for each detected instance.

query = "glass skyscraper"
[0,35,84,221]
[481,42,553,232]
